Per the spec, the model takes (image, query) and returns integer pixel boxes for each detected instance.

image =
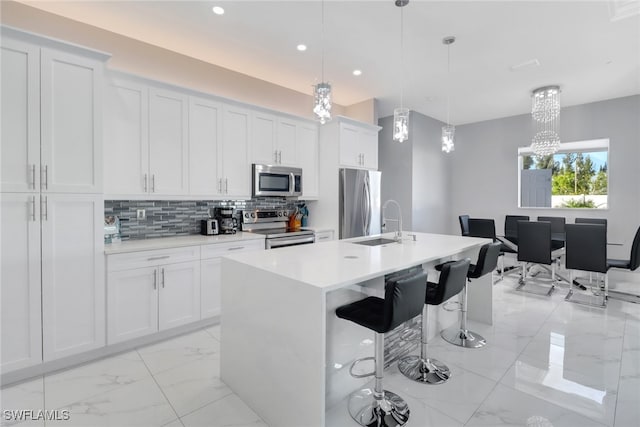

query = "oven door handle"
[267,236,315,249]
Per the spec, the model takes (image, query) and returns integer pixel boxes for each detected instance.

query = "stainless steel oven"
[252,164,302,198]
[241,209,315,249]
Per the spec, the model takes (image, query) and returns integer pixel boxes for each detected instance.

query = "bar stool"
[336,271,428,427]
[441,242,501,348]
[397,259,470,384]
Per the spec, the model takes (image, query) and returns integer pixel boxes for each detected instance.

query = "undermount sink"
[352,237,398,246]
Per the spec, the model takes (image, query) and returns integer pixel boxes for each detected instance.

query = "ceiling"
[18,0,640,124]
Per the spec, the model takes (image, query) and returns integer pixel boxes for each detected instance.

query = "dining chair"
[607,225,640,303]
[458,215,470,236]
[504,215,530,245]
[537,216,566,250]
[516,220,558,296]
[565,223,608,307]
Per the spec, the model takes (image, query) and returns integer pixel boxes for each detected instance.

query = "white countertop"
[224,232,490,291]
[104,232,265,255]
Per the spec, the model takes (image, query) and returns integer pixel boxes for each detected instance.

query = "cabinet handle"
[361,153,365,166]
[217,178,222,194]
[227,246,245,251]
[225,178,228,194]
[151,174,156,192]
[41,196,48,221]
[30,196,36,222]
[143,174,148,192]
[274,150,278,163]
[41,165,48,190]
[162,268,165,288]
[153,270,157,290]
[147,255,171,261]
[30,164,36,190]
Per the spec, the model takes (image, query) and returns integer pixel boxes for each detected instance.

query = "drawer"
[315,230,334,242]
[201,239,264,259]
[107,246,201,272]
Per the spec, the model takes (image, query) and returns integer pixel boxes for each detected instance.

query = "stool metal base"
[397,355,450,384]
[440,327,486,349]
[347,388,410,427]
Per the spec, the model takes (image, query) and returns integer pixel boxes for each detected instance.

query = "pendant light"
[441,36,456,153]
[313,0,331,124]
[530,85,561,157]
[393,0,410,143]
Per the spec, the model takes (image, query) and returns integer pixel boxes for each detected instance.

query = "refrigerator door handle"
[363,173,371,235]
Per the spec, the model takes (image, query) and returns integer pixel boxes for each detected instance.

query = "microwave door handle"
[290,172,295,196]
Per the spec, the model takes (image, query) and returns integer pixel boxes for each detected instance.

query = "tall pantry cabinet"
[0,28,109,373]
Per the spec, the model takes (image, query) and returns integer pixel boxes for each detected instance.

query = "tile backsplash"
[105,199,303,241]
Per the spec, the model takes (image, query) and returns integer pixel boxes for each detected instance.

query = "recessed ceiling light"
[212,6,225,15]
[352,70,362,76]
[297,44,307,52]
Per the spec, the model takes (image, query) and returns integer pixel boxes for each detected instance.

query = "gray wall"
[450,95,640,259]
[378,111,452,234]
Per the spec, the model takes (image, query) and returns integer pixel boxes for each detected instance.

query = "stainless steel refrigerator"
[339,168,382,239]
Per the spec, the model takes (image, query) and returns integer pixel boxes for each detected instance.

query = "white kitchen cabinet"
[297,121,319,199]
[149,88,189,195]
[220,105,251,198]
[106,247,201,344]
[41,194,105,361]
[189,97,221,196]
[1,36,105,194]
[251,111,278,165]
[200,239,264,319]
[0,194,42,373]
[103,79,149,195]
[159,261,201,330]
[276,117,298,166]
[314,230,335,243]
[339,122,378,170]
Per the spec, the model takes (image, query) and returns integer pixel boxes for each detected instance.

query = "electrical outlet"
[136,209,146,220]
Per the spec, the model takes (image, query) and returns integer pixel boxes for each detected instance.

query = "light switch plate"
[136,209,146,220]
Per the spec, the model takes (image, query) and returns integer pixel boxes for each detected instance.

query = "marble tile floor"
[2,276,639,427]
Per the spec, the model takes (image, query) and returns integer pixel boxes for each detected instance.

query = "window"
[518,139,609,209]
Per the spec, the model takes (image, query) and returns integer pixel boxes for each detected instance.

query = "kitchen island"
[220,232,491,427]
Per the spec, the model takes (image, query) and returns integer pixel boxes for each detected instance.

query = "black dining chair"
[607,225,640,303]
[537,216,566,250]
[467,219,510,282]
[459,215,470,236]
[504,215,530,246]
[575,217,608,227]
[565,223,609,307]
[516,220,558,296]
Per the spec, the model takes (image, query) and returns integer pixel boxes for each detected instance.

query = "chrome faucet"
[382,199,403,243]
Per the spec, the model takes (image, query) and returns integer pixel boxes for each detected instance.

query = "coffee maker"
[213,207,238,234]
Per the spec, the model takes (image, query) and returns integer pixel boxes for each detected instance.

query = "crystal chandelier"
[313,0,331,124]
[393,0,410,143]
[530,86,561,157]
[442,36,456,153]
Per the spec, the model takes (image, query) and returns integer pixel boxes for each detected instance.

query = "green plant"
[561,197,597,208]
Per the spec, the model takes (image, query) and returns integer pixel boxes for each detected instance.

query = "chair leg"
[398,305,450,384]
[347,332,410,426]
[441,281,486,348]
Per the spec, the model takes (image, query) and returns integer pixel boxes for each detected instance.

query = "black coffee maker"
[213,207,237,234]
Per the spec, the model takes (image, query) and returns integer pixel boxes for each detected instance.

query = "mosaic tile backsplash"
[105,199,304,240]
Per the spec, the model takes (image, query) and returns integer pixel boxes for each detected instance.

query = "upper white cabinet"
[1,36,105,193]
[297,121,319,199]
[339,123,378,170]
[250,112,306,167]
[189,97,221,196]
[220,104,251,198]
[149,88,189,195]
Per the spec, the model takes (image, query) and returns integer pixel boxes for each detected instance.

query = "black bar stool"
[336,271,428,427]
[441,242,501,348]
[397,259,470,385]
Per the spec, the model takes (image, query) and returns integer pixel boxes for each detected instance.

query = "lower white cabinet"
[315,230,335,243]
[107,254,201,345]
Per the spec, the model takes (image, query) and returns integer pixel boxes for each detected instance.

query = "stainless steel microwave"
[252,164,302,197]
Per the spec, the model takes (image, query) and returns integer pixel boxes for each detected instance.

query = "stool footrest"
[349,357,376,378]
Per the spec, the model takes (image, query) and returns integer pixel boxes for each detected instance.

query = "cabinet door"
[189,97,221,196]
[277,118,298,166]
[360,129,379,170]
[221,105,250,198]
[201,257,222,319]
[103,79,149,195]
[339,124,362,168]
[40,48,103,193]
[297,122,319,199]
[107,267,158,344]
[149,88,189,195]
[0,194,42,372]
[1,39,40,193]
[41,194,105,361]
[251,112,277,165]
[159,261,201,330]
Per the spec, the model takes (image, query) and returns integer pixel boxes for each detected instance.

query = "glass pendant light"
[530,86,561,158]
[393,0,410,143]
[441,36,456,153]
[313,0,331,124]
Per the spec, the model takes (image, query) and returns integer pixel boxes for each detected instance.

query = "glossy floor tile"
[1,276,639,426]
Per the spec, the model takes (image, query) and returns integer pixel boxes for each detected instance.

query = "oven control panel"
[242,209,289,224]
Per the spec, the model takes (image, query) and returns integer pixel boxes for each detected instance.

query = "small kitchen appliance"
[214,207,238,234]
[200,218,219,235]
[252,164,303,197]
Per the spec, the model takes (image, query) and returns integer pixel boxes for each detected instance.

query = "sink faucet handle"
[406,233,417,242]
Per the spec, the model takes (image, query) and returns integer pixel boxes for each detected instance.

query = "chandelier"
[530,86,561,157]
[442,36,456,153]
[393,0,410,143]
[313,0,331,124]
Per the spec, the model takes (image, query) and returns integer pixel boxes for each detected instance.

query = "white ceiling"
[20,0,640,124]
